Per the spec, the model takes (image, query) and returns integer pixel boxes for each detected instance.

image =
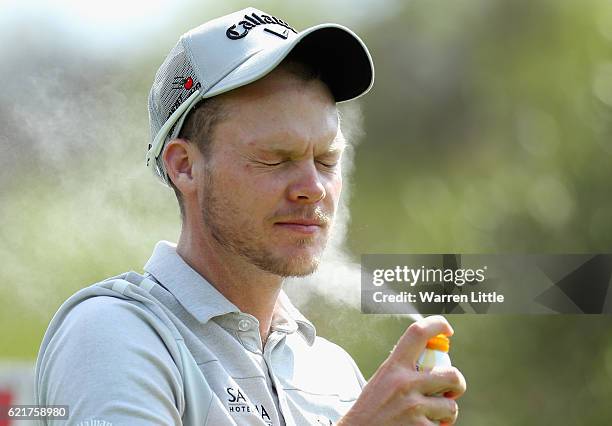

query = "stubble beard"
[199,169,329,277]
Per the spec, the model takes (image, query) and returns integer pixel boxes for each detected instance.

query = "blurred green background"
[2,0,612,424]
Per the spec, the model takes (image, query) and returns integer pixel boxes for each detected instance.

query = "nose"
[287,161,326,203]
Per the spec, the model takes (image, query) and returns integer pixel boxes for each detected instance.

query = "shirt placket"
[233,314,287,426]
[263,329,295,426]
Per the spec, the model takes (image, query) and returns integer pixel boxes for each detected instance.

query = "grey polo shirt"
[35,241,366,425]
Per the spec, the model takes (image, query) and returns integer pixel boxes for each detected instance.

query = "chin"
[263,247,323,277]
[277,260,320,278]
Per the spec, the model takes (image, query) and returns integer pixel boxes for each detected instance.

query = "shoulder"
[42,272,180,356]
[50,294,165,349]
[36,289,185,424]
[37,291,183,385]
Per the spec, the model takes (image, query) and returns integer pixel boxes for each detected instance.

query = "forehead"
[212,67,340,151]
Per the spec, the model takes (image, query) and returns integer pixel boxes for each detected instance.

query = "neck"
[176,224,283,345]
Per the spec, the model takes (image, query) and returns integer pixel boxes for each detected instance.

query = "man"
[35,7,465,426]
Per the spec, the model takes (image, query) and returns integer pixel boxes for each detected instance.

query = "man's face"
[193,67,343,277]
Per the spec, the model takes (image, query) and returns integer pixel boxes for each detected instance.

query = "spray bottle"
[415,334,452,425]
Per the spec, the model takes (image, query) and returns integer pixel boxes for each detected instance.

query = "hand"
[338,316,467,426]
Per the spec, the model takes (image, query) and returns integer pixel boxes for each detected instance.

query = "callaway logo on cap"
[146,7,375,185]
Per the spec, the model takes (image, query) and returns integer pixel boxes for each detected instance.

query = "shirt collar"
[143,241,316,346]
[272,290,316,346]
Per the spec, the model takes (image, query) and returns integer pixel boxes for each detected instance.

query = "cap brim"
[203,23,374,102]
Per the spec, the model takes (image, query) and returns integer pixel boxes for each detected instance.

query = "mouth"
[274,219,325,235]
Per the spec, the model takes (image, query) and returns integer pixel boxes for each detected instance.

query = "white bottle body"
[416,349,452,425]
[416,348,452,372]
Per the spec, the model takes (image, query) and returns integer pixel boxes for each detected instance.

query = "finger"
[418,367,467,398]
[412,416,439,426]
[421,395,459,424]
[388,315,453,366]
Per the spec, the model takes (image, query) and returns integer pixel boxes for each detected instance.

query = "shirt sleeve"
[36,296,184,425]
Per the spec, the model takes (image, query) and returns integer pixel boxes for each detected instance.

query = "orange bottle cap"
[426,334,450,352]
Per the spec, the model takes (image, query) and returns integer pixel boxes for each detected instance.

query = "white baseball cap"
[146,7,375,185]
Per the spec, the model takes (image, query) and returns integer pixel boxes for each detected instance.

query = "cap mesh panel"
[147,41,198,183]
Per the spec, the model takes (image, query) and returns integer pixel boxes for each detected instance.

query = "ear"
[163,138,198,196]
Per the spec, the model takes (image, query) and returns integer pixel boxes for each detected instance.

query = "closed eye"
[257,160,283,166]
[255,159,338,168]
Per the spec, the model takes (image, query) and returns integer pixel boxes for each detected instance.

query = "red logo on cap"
[172,76,196,91]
